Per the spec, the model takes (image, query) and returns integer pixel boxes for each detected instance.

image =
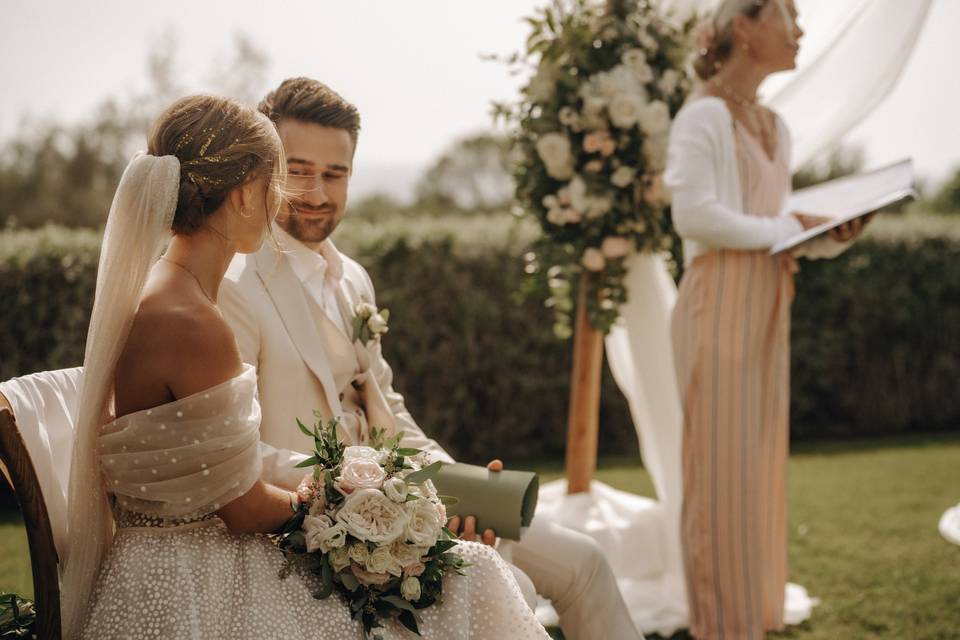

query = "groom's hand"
[448,459,503,546]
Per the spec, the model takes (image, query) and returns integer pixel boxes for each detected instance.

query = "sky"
[2,0,958,201]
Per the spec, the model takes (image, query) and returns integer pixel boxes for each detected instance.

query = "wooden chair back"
[0,391,62,640]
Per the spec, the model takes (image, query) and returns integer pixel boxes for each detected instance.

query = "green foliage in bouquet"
[275,415,466,640]
[0,593,35,639]
[494,0,695,336]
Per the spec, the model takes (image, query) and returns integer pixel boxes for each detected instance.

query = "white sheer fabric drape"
[98,364,262,519]
[538,0,934,634]
[60,153,179,638]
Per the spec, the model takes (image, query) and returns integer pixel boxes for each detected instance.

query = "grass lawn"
[2,433,958,638]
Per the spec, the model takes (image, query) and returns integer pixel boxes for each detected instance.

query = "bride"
[60,94,549,639]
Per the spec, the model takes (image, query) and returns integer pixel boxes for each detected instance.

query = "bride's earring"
[239,205,252,219]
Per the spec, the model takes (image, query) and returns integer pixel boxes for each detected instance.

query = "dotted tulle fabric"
[79,367,549,639]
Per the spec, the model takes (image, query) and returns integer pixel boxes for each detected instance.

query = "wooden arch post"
[563,272,604,494]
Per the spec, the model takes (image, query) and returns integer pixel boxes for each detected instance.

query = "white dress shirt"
[274,225,349,335]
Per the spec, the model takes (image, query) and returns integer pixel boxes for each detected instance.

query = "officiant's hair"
[148,94,283,235]
[694,0,768,81]
[258,77,361,151]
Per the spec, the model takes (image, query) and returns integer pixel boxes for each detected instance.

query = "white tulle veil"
[60,152,180,637]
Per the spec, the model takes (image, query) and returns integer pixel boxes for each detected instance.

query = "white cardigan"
[665,97,846,265]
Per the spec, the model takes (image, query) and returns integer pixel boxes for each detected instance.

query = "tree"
[792,145,865,191]
[413,133,513,214]
[929,166,960,214]
[0,33,270,229]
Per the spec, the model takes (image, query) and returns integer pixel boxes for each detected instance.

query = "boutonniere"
[351,298,390,345]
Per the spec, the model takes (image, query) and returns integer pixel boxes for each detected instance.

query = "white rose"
[581,248,606,272]
[608,93,646,129]
[337,458,387,494]
[610,166,636,189]
[304,516,348,553]
[400,576,422,602]
[391,540,425,570]
[367,313,388,335]
[303,514,334,553]
[348,542,370,565]
[638,101,671,137]
[336,488,409,544]
[384,477,409,503]
[351,564,391,587]
[602,236,633,259]
[657,69,680,96]
[621,50,655,83]
[643,134,669,172]
[404,561,426,578]
[535,133,575,181]
[366,545,403,577]
[403,496,444,548]
[343,446,385,464]
[609,65,648,97]
[585,196,613,220]
[329,546,352,572]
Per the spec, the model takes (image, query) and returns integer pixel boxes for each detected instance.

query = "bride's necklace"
[159,256,216,305]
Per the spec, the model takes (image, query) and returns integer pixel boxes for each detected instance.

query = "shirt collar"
[273,224,343,285]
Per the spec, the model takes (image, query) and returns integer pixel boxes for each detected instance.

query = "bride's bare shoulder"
[116,282,242,410]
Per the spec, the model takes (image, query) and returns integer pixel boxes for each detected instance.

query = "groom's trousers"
[501,519,644,640]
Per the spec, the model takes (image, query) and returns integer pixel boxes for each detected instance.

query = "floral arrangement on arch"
[495,0,694,336]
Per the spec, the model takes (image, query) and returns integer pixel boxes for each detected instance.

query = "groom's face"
[275,118,353,244]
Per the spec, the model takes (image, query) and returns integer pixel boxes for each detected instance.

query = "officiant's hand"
[792,212,832,230]
[830,212,875,242]
[448,459,503,546]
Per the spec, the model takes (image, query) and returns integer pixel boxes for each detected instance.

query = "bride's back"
[113,270,241,419]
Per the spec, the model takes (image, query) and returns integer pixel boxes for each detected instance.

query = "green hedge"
[2,214,958,463]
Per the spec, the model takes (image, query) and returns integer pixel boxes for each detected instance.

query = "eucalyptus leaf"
[295,455,321,468]
[404,461,442,485]
[296,418,313,438]
[381,594,418,614]
[438,495,460,507]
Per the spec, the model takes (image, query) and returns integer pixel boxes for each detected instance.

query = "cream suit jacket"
[219,241,453,489]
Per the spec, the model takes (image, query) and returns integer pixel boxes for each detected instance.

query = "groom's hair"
[258,77,361,150]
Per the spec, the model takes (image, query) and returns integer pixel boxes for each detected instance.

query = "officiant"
[664,1,869,638]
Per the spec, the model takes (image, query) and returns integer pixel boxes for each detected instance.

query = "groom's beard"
[279,202,342,244]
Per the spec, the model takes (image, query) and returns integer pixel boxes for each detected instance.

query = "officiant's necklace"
[709,77,759,110]
[159,256,216,305]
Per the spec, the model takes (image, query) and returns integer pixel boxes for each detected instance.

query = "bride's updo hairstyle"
[693,0,769,81]
[147,94,283,234]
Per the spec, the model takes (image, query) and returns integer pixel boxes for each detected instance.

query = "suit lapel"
[252,247,345,423]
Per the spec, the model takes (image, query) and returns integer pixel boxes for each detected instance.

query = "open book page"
[771,159,916,255]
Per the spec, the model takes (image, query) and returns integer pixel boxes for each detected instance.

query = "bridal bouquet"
[494,0,694,335]
[275,416,465,639]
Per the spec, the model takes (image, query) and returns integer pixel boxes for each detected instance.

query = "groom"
[219,77,642,640]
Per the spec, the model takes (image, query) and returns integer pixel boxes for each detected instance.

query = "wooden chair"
[0,392,61,640]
